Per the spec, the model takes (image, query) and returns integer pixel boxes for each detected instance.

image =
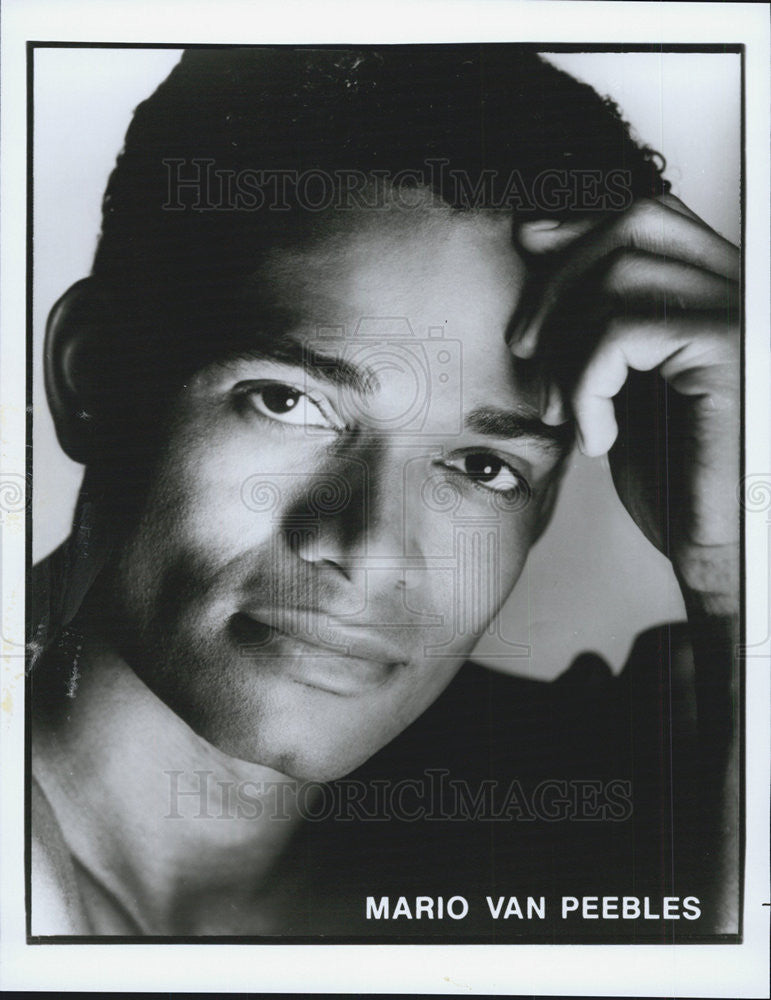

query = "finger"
[596,250,741,315]
[518,255,738,432]
[513,252,739,369]
[657,192,705,223]
[516,216,602,254]
[657,192,736,242]
[572,315,737,457]
[516,193,704,256]
[511,198,740,358]
[542,381,570,426]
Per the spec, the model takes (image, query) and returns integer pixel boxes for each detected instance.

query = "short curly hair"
[89,45,669,385]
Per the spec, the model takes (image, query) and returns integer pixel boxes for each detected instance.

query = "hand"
[511,195,740,605]
[511,197,742,931]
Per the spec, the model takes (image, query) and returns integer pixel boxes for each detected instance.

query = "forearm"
[676,548,741,933]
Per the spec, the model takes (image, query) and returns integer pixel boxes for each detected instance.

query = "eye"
[241,381,341,430]
[441,452,530,497]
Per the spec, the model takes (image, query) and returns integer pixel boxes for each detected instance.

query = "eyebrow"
[227,338,378,395]
[224,342,572,451]
[465,405,574,453]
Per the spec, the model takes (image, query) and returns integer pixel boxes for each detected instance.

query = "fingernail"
[542,383,568,426]
[538,379,550,417]
[506,318,528,349]
[521,218,562,231]
[510,329,537,359]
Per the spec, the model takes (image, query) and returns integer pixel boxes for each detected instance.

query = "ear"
[44,278,113,464]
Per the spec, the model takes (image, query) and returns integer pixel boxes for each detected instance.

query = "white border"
[1,1,769,995]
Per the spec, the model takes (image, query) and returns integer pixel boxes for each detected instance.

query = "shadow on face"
[69,204,572,780]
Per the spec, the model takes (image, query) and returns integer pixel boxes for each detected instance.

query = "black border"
[24,40,746,947]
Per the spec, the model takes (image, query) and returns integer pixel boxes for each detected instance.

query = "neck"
[32,632,308,935]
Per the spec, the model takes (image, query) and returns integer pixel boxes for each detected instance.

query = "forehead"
[247,207,535,410]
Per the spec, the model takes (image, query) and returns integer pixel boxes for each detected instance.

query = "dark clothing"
[29,544,736,941]
[280,635,730,942]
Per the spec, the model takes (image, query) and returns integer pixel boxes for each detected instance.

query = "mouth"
[228,609,409,696]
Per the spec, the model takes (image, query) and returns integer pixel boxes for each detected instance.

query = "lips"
[229,608,409,696]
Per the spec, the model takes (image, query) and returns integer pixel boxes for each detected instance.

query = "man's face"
[101,207,569,780]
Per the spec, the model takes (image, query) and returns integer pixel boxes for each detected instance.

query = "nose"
[282,438,423,585]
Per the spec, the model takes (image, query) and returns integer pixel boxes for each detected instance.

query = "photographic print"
[2,1,769,995]
[27,40,744,942]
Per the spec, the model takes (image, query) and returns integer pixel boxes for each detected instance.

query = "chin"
[130,627,463,782]
[167,672,400,782]
[201,718,378,783]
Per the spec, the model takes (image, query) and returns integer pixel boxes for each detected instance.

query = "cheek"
[140,419,301,561]
[401,509,535,648]
[112,431,287,622]
[452,523,530,633]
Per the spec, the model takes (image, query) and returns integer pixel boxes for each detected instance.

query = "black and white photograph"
[1,0,769,995]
